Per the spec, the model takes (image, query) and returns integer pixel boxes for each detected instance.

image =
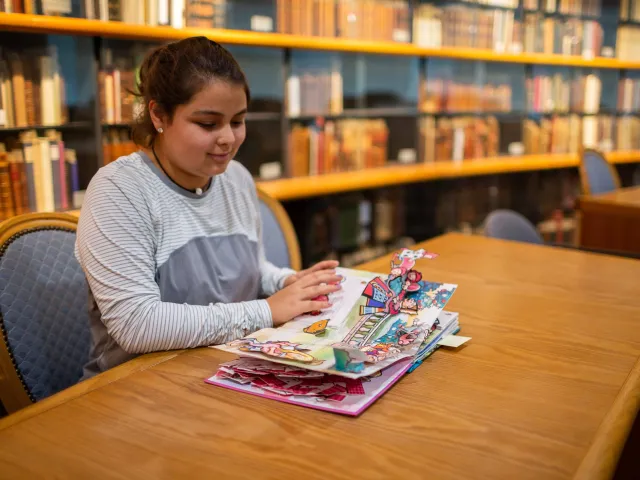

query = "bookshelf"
[260,150,640,200]
[0,1,639,265]
[1,12,640,68]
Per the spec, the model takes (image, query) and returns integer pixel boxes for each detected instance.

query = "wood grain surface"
[0,233,639,479]
[578,186,640,255]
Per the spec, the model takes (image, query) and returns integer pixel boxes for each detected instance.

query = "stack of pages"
[206,249,467,416]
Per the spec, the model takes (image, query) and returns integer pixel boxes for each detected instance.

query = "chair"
[483,209,544,245]
[578,148,621,195]
[257,187,302,270]
[0,213,90,414]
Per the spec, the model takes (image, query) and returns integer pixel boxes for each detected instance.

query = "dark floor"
[614,413,640,479]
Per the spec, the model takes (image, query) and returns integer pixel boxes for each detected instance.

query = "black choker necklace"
[151,144,207,196]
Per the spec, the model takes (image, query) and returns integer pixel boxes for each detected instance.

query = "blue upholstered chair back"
[581,150,619,195]
[484,210,544,245]
[257,189,301,271]
[0,221,90,407]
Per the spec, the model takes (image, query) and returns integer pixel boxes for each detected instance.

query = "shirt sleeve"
[75,172,273,355]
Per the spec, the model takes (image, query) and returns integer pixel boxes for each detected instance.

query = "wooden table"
[577,186,640,256]
[1,233,639,480]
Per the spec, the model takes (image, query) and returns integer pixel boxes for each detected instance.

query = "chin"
[205,161,231,177]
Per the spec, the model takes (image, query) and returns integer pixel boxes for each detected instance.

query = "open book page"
[215,249,457,379]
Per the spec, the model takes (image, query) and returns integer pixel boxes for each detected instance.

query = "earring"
[157,127,164,133]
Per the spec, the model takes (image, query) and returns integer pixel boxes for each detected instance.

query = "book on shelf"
[9,0,411,42]
[288,118,388,177]
[419,78,512,113]
[0,129,80,220]
[420,115,500,163]
[286,61,343,118]
[523,14,602,58]
[103,127,136,164]
[277,0,411,41]
[617,26,640,61]
[413,0,605,58]
[99,47,144,125]
[620,0,640,21]
[414,4,522,53]
[523,114,618,154]
[616,116,640,151]
[0,46,68,129]
[617,77,640,113]
[526,72,601,114]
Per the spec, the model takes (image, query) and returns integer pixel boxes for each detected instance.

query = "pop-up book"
[206,248,461,416]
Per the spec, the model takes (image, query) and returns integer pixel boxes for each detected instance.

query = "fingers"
[309,260,339,271]
[297,260,340,278]
[301,283,341,300]
[305,299,331,312]
[298,271,342,288]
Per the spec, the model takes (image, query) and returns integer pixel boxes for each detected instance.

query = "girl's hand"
[267,270,342,326]
[283,260,340,288]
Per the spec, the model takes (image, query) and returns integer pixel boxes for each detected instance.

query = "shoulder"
[83,151,156,217]
[91,151,150,189]
[86,152,157,199]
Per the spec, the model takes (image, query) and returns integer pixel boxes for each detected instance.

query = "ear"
[148,100,167,131]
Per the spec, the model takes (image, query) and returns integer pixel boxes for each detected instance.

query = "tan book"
[8,53,28,127]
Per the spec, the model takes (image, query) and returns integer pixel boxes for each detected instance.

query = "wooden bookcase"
[0,2,639,264]
[0,8,639,199]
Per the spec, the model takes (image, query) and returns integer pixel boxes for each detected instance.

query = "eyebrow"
[193,108,248,116]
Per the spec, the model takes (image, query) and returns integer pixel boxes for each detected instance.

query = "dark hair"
[132,36,251,147]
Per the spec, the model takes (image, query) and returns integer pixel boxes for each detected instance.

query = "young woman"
[75,37,340,378]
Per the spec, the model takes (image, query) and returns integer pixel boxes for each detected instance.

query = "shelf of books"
[259,150,640,200]
[1,0,640,265]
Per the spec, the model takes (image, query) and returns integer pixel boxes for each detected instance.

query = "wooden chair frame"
[0,212,79,415]
[256,187,302,271]
[578,147,621,196]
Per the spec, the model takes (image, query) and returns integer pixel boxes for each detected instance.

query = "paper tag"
[392,29,410,42]
[508,142,524,156]
[42,0,72,14]
[600,139,613,152]
[582,51,595,60]
[398,148,416,164]
[251,15,274,32]
[259,162,282,180]
[601,46,614,58]
[0,109,6,126]
[509,43,523,54]
[50,144,60,161]
[437,335,471,348]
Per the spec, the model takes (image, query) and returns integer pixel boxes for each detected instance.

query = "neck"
[146,143,209,193]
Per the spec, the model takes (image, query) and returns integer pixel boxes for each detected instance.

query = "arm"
[75,174,272,355]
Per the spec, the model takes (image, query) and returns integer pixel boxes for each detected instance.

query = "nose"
[217,123,234,146]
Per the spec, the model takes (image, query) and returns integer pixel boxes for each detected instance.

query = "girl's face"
[152,80,247,189]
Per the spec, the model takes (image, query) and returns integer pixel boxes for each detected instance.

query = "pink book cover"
[205,358,412,417]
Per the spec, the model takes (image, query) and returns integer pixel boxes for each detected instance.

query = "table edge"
[0,350,185,431]
[577,188,640,213]
[573,355,640,480]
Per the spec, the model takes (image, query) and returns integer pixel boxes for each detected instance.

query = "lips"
[208,152,231,162]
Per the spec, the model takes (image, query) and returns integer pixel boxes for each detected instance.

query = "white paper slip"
[437,335,471,348]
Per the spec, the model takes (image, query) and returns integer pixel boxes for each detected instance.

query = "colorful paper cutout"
[216,248,457,379]
[227,338,324,365]
[303,319,329,336]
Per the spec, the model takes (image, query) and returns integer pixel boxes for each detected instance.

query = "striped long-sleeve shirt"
[75,151,294,378]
